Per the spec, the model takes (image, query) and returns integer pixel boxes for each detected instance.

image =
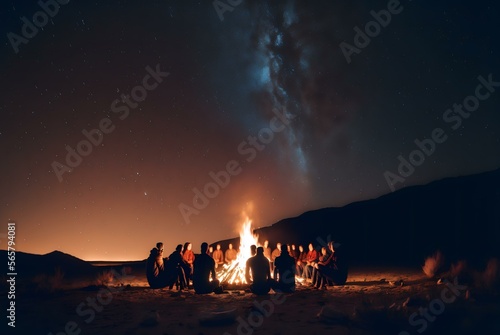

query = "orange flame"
[218,215,260,284]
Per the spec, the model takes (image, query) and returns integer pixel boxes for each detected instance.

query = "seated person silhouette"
[263,240,272,260]
[192,242,223,294]
[182,242,195,281]
[316,241,348,286]
[303,243,318,280]
[311,246,329,288]
[273,244,296,293]
[212,244,225,270]
[225,243,238,264]
[146,242,176,288]
[295,245,306,276]
[270,242,281,275]
[245,246,273,295]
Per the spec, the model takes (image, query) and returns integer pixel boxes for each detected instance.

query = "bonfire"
[218,216,260,285]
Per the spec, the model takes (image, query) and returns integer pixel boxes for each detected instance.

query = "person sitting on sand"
[263,240,272,274]
[167,244,189,290]
[146,244,161,285]
[270,242,281,275]
[225,243,238,264]
[245,246,273,295]
[303,243,318,280]
[271,242,281,262]
[263,240,272,260]
[286,244,292,258]
[182,242,195,279]
[290,244,298,261]
[212,244,224,269]
[296,245,306,276]
[146,242,174,289]
[273,244,296,293]
[245,244,258,284]
[192,242,223,294]
[315,241,348,286]
[208,246,214,258]
[311,246,329,289]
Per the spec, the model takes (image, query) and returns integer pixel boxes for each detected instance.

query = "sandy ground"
[6,267,500,335]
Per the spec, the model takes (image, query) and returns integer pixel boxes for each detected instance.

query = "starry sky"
[1,0,499,261]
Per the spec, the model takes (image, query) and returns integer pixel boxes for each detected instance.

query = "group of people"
[247,240,348,292]
[245,244,297,294]
[299,242,348,289]
[146,241,223,294]
[146,239,347,295]
[208,243,238,268]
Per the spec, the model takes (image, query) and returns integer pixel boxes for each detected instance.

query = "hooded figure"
[146,242,176,288]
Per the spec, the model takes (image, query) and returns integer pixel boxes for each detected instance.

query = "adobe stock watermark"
[178,107,296,225]
[339,0,405,64]
[398,277,467,335]
[51,64,169,182]
[7,0,71,54]
[384,73,499,192]
[6,221,16,328]
[47,267,135,335]
[213,0,243,21]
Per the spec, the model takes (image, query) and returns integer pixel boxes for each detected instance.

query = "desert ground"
[6,265,500,335]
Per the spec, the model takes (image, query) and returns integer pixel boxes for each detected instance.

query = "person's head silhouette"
[281,244,289,255]
[250,244,257,256]
[256,247,264,255]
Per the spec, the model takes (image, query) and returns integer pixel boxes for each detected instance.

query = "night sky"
[1,0,499,261]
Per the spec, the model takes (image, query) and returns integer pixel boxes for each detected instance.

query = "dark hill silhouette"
[0,249,97,278]
[212,168,500,266]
